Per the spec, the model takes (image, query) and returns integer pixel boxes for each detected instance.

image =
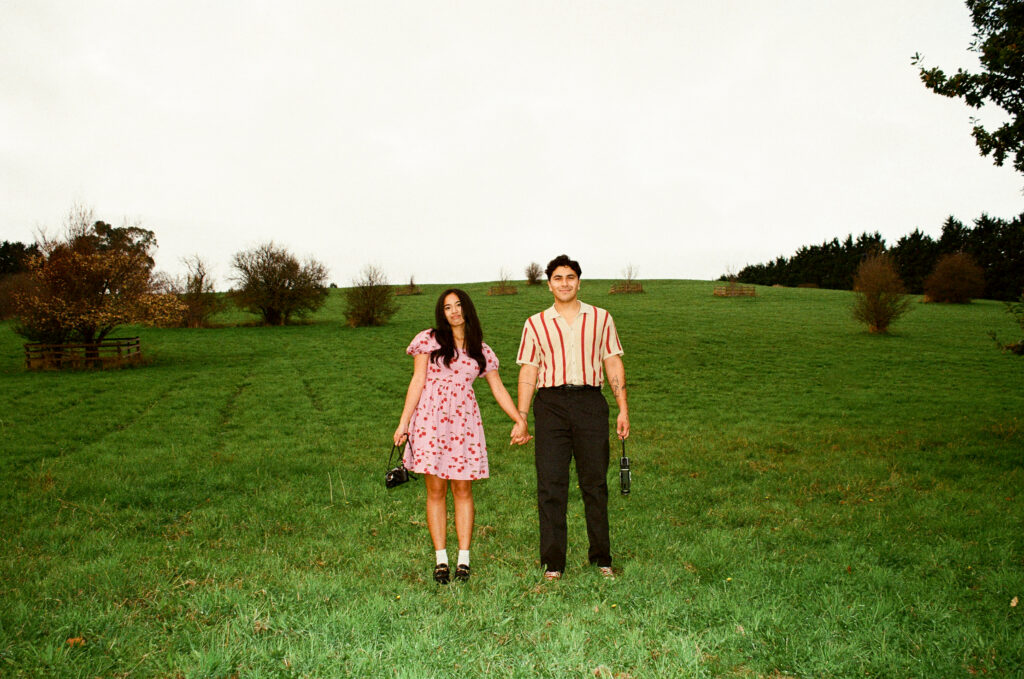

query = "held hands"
[510,419,532,446]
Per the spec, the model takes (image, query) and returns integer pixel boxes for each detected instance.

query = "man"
[515,254,630,580]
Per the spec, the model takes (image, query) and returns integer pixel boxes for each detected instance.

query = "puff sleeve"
[407,329,440,355]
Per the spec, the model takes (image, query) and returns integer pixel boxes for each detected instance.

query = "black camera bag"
[385,443,417,489]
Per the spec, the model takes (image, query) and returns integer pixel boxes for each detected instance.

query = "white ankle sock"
[435,549,448,566]
[457,550,470,567]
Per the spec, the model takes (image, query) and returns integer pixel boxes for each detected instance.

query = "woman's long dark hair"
[431,288,487,375]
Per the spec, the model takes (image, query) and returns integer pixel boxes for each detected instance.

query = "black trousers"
[533,387,611,572]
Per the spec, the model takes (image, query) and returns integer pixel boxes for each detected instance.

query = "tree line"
[0,206,401,348]
[729,213,1024,301]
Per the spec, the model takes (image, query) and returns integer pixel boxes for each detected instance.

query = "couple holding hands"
[393,254,630,584]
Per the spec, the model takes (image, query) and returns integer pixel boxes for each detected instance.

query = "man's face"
[548,266,580,303]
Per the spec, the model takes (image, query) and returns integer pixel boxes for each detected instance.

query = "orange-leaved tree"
[13,206,183,344]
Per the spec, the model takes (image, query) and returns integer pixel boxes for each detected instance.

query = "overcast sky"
[1,1,1020,287]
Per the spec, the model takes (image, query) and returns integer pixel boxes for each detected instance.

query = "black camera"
[618,439,631,495]
[385,465,412,488]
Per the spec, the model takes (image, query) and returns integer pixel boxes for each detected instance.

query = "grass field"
[1,280,1022,678]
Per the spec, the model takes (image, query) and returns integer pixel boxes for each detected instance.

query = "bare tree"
[852,252,912,333]
[490,268,518,295]
[344,264,398,327]
[174,256,226,327]
[525,262,543,285]
[611,263,643,294]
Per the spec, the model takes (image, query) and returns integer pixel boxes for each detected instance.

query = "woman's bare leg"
[425,474,449,552]
[450,479,474,551]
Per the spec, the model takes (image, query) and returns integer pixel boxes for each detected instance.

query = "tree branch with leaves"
[914,0,1024,174]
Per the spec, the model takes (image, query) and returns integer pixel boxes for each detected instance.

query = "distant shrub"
[610,264,644,294]
[923,253,985,303]
[229,243,328,325]
[525,262,543,286]
[489,269,518,296]
[394,275,422,296]
[345,265,398,327]
[172,256,226,327]
[852,252,912,334]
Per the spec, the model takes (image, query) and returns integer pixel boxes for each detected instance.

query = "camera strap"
[388,443,417,479]
[388,444,400,469]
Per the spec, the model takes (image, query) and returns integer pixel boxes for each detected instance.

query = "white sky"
[1,0,1020,287]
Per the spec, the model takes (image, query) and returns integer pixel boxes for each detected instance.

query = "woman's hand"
[393,425,409,446]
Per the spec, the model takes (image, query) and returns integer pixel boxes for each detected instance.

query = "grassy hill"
[1,281,1022,677]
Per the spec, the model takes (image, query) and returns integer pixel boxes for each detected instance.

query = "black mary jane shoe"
[433,563,450,585]
[454,564,471,582]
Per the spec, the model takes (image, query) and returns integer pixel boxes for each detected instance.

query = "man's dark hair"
[545,254,582,280]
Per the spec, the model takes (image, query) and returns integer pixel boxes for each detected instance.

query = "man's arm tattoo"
[609,377,626,397]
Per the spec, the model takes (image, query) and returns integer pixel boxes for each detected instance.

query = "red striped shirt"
[516,302,623,388]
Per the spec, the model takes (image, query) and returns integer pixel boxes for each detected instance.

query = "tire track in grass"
[211,371,253,460]
[5,375,198,475]
[218,375,252,427]
[302,378,325,415]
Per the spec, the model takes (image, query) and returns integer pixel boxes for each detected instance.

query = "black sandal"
[454,564,470,582]
[433,563,450,584]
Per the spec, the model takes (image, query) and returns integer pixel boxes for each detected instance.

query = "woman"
[394,288,529,584]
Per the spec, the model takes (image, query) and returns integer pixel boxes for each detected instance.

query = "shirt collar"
[544,301,593,322]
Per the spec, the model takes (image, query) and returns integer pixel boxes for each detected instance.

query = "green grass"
[1,281,1022,678]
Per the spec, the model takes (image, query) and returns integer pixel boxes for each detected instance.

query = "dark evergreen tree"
[0,241,40,276]
[892,229,940,294]
[732,216,1022,299]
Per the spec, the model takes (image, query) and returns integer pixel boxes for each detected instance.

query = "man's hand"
[616,411,630,440]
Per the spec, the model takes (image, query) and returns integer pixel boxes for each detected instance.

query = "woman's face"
[443,293,465,329]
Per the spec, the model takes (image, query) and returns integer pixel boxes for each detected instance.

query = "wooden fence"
[713,284,757,297]
[24,337,142,370]
[609,282,644,294]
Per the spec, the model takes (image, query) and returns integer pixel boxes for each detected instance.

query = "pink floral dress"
[403,329,499,480]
